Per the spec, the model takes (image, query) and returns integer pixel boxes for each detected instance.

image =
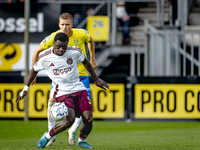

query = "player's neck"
[52,48,56,55]
[67,29,73,38]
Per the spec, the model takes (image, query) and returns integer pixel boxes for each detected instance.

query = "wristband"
[23,85,29,91]
[20,85,29,97]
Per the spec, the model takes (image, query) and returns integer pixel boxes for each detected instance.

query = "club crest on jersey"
[67,58,73,65]
[74,38,79,45]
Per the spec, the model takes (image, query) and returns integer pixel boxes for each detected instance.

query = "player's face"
[59,19,73,34]
[53,40,68,56]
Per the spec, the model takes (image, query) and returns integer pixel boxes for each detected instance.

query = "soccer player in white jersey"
[16,32,109,149]
[31,13,97,147]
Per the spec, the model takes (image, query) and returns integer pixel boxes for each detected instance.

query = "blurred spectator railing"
[1,0,164,46]
[36,0,162,46]
[144,20,200,77]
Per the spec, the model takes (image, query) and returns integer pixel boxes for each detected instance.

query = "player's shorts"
[55,90,93,117]
[79,76,91,98]
[50,76,91,99]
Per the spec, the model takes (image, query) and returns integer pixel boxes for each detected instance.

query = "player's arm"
[16,69,38,102]
[31,45,44,85]
[82,58,109,91]
[31,45,44,68]
[88,36,97,70]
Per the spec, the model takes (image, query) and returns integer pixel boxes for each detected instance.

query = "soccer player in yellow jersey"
[31,13,97,147]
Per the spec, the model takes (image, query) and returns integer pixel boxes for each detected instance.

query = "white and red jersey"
[33,46,86,98]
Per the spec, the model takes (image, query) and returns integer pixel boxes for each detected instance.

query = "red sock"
[49,129,56,137]
[79,133,88,140]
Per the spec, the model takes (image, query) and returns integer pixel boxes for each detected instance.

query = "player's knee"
[84,115,93,125]
[67,116,75,126]
[88,117,93,126]
[60,117,74,131]
[82,111,93,124]
[65,108,75,127]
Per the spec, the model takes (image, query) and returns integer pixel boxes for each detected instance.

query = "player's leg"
[68,76,91,146]
[48,98,56,131]
[68,76,92,146]
[78,110,93,149]
[46,97,56,147]
[46,83,57,147]
[77,90,93,149]
[37,107,75,148]
[68,116,82,145]
[51,107,75,134]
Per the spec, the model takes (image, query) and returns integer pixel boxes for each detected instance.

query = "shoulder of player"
[72,28,89,35]
[38,48,53,61]
[46,30,61,39]
[67,45,82,54]
[50,30,61,37]
[41,30,60,45]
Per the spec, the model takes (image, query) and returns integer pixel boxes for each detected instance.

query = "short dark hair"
[54,32,69,43]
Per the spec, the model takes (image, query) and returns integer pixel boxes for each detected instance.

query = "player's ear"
[71,23,74,27]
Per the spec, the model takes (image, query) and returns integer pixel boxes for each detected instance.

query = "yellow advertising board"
[0,43,22,71]
[135,84,200,118]
[28,84,50,118]
[87,16,109,41]
[0,83,24,117]
[0,83,124,118]
[90,84,125,118]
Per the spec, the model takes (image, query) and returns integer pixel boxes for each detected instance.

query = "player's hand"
[90,60,97,70]
[16,90,28,103]
[31,77,37,85]
[95,78,109,91]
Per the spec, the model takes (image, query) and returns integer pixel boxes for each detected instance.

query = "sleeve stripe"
[68,46,82,54]
[37,50,52,62]
[53,84,59,98]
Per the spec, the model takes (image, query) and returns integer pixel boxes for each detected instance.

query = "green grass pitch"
[0,120,200,150]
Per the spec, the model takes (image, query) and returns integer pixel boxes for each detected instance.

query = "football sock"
[49,128,56,137]
[69,116,83,133]
[45,132,51,139]
[78,133,88,142]
[48,101,56,131]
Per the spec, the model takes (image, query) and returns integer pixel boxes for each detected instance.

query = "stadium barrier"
[1,76,200,120]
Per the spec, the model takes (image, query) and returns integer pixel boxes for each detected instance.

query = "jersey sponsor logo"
[50,63,55,66]
[53,68,71,75]
[66,58,73,65]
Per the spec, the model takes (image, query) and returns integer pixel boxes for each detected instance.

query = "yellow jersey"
[40,28,91,76]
